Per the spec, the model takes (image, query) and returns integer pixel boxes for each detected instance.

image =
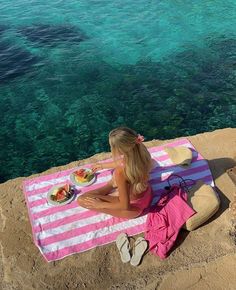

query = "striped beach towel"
[23,138,214,262]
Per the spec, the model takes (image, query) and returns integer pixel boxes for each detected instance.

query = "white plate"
[70,168,96,187]
[47,185,75,206]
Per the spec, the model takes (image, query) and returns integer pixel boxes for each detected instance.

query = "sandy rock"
[158,253,236,290]
[0,128,236,290]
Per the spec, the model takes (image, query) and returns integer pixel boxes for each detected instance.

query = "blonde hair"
[109,127,152,194]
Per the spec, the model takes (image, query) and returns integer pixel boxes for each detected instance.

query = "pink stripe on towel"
[22,138,215,262]
[43,223,145,261]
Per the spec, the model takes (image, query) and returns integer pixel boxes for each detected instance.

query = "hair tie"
[136,134,145,144]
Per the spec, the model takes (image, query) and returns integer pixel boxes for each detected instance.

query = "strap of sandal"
[118,237,130,251]
[132,238,149,256]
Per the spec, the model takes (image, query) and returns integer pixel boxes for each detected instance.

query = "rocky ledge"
[0,128,236,290]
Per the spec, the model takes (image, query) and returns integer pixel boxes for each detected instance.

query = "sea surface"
[0,0,235,182]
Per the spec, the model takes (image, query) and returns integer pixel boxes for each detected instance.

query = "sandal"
[130,237,148,266]
[116,233,131,263]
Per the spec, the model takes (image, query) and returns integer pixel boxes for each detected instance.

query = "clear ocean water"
[0,0,235,182]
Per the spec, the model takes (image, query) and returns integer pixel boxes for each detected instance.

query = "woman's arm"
[92,158,123,171]
[83,167,130,210]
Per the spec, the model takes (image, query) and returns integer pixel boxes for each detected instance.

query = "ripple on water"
[0,41,39,83]
[0,24,8,36]
[17,24,88,47]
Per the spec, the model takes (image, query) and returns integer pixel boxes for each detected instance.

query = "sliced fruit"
[86,174,94,182]
[75,169,86,177]
[50,194,57,201]
[74,169,94,183]
[75,175,86,183]
[56,189,65,200]
[62,184,70,192]
[49,183,73,204]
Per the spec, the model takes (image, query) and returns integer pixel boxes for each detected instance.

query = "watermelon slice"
[50,184,71,203]
[56,189,64,198]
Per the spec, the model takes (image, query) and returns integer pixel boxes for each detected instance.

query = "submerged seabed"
[0,1,235,182]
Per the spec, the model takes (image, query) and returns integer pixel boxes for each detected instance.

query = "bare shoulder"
[114,165,127,181]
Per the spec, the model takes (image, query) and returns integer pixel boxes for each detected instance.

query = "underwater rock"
[18,24,88,46]
[209,37,236,56]
[0,41,39,83]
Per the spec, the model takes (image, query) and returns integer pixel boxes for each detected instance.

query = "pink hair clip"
[136,134,145,144]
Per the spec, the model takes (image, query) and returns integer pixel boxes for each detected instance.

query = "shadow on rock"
[204,157,236,223]
[207,157,236,181]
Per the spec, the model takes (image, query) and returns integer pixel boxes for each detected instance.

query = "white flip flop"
[130,237,148,266]
[116,233,131,263]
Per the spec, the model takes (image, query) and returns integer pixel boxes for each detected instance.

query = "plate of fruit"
[70,168,96,186]
[47,184,75,206]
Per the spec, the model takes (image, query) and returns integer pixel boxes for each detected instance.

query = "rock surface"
[0,128,236,290]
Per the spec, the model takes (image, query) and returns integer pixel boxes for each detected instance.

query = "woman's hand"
[83,197,105,209]
[91,163,103,172]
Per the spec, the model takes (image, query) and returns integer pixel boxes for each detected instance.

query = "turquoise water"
[0,0,236,182]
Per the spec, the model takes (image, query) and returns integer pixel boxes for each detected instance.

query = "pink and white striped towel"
[23,138,214,262]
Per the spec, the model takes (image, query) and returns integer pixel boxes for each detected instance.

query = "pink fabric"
[130,184,152,212]
[145,185,196,259]
[22,138,214,262]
